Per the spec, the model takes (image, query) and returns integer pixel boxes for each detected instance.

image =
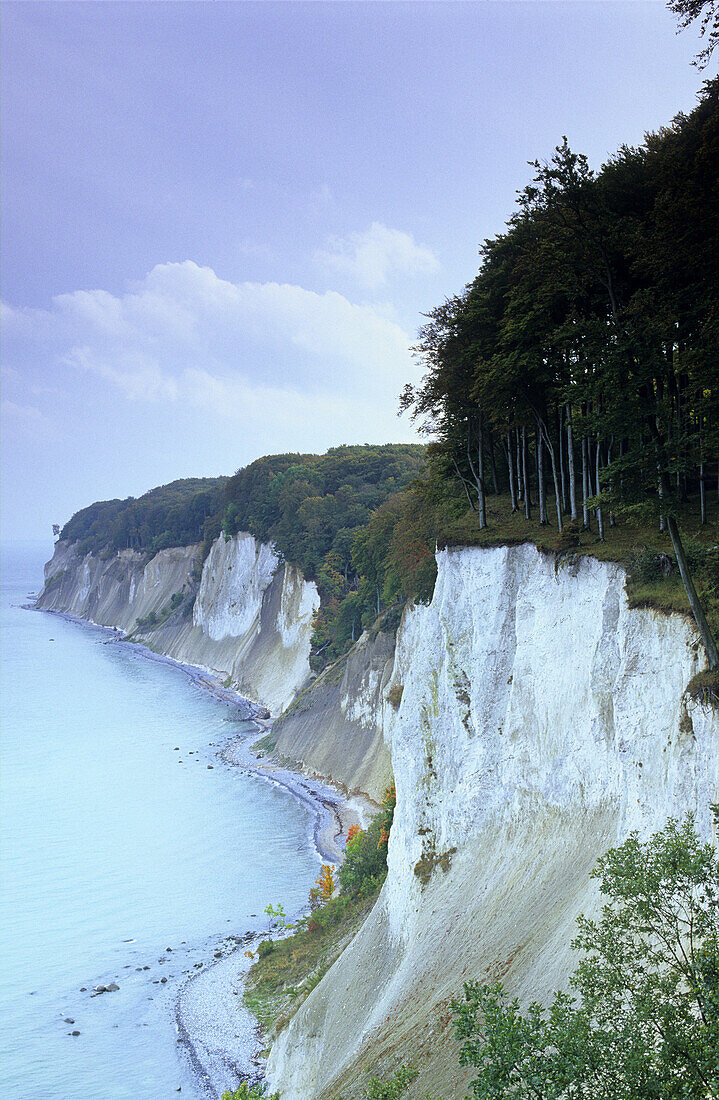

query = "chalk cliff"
[266,544,719,1099]
[37,532,319,716]
[271,625,395,804]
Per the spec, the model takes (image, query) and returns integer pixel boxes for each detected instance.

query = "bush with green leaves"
[451,814,718,1099]
[363,1064,418,1098]
[339,784,396,900]
[221,1083,279,1100]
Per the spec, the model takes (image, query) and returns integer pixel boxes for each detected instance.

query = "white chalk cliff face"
[37,532,319,716]
[267,545,719,1100]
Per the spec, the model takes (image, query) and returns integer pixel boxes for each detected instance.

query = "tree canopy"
[60,477,227,555]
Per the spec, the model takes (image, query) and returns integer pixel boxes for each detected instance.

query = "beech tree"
[452,815,719,1100]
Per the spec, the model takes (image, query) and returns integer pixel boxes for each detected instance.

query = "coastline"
[35,604,371,1097]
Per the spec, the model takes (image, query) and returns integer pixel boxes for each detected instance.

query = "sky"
[1,1,713,543]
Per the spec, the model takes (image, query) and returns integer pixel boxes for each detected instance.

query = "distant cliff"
[37,531,319,717]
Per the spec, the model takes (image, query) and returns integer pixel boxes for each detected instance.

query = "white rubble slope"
[267,544,719,1100]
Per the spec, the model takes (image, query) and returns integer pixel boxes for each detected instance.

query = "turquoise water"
[1,543,320,1098]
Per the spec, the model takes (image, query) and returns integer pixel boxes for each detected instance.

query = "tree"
[668,0,719,67]
[221,1084,279,1100]
[452,814,718,1099]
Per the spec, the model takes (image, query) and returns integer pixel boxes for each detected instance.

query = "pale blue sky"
[1,1,711,542]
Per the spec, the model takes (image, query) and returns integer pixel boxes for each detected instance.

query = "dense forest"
[402,77,719,669]
[59,445,428,666]
[218,444,427,665]
[60,478,228,555]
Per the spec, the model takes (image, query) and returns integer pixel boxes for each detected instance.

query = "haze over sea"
[1,543,320,1098]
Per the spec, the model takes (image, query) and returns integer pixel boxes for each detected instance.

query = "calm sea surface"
[1,543,320,1098]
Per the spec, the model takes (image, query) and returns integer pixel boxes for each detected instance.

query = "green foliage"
[61,477,227,554]
[221,1083,279,1100]
[628,546,673,584]
[219,444,427,668]
[363,1065,418,1098]
[339,784,396,900]
[452,815,719,1099]
[257,940,275,959]
[264,903,293,930]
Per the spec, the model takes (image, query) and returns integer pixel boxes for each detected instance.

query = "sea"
[0,543,321,1099]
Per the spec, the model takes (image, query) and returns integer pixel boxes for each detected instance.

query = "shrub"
[221,1084,279,1100]
[451,814,719,1100]
[363,1065,418,1098]
[628,546,673,583]
[257,940,275,959]
[387,684,404,709]
[339,784,396,899]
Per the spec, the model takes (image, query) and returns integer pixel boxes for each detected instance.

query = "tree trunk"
[538,416,564,533]
[537,427,548,524]
[644,399,719,669]
[607,436,615,526]
[567,405,577,522]
[558,406,567,514]
[582,434,591,530]
[699,428,706,526]
[490,433,499,495]
[667,514,718,669]
[516,428,523,502]
[505,432,517,512]
[452,456,476,513]
[595,435,604,541]
[477,416,486,529]
[522,425,531,520]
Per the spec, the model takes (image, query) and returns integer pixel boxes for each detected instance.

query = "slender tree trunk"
[522,425,531,520]
[537,427,547,524]
[538,417,564,533]
[595,435,604,540]
[452,456,476,513]
[668,513,718,670]
[643,395,719,669]
[505,432,517,512]
[558,406,567,514]
[582,434,591,530]
[567,404,577,522]
[607,436,616,526]
[489,432,499,495]
[516,428,523,502]
[699,427,706,526]
[477,416,486,530]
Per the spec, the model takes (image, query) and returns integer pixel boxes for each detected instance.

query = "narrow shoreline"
[35,605,369,1097]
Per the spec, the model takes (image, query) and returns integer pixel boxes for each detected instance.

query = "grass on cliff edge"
[433,490,719,641]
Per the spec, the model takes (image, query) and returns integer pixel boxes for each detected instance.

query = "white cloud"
[1,399,58,442]
[315,222,440,290]
[1,260,422,438]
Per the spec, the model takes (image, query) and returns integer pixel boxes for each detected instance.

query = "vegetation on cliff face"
[448,814,719,1100]
[243,785,396,1041]
[218,444,426,666]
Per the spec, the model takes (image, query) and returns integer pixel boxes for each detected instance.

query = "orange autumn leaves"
[308,863,335,910]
